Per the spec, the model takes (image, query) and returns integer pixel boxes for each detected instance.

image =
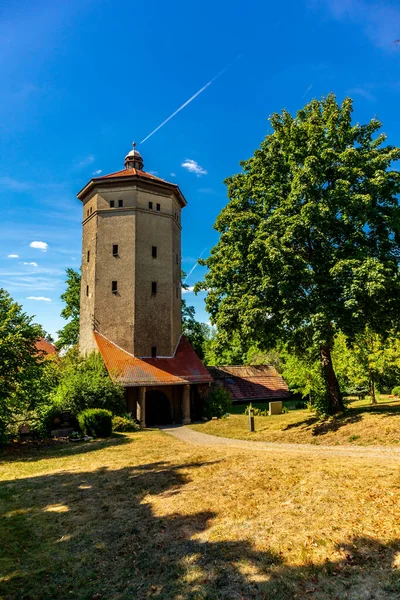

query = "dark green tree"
[57,268,81,349]
[197,95,400,414]
[0,289,45,439]
[181,299,211,359]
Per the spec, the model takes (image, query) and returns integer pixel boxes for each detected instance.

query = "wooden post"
[137,386,146,428]
[182,384,191,425]
[248,408,255,432]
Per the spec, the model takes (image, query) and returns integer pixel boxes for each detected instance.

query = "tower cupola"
[124,142,144,170]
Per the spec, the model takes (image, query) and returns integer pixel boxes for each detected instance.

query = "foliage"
[204,386,232,419]
[246,346,281,369]
[244,403,268,416]
[0,289,47,441]
[182,299,212,360]
[280,349,327,412]
[197,94,400,414]
[112,414,138,432]
[203,329,249,366]
[333,330,400,403]
[392,386,400,397]
[77,408,112,438]
[57,268,81,349]
[52,351,125,417]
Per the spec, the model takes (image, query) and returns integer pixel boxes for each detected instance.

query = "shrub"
[392,386,400,397]
[77,408,112,438]
[204,386,232,419]
[244,404,268,416]
[53,352,125,417]
[282,406,289,414]
[295,401,307,409]
[112,414,138,432]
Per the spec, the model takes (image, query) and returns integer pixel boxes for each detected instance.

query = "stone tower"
[77,145,186,358]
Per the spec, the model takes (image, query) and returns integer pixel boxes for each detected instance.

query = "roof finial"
[124,141,144,170]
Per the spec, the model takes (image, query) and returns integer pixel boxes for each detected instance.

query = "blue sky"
[1,0,400,339]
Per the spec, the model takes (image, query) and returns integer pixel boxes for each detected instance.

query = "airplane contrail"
[184,247,208,283]
[140,57,240,145]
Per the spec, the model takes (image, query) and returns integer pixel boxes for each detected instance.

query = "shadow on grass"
[1,455,400,599]
[282,401,400,438]
[0,433,132,465]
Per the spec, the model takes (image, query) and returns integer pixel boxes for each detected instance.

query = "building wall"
[79,195,98,354]
[79,178,182,357]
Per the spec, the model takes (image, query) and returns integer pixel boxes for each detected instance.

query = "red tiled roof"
[77,168,186,207]
[94,331,213,386]
[207,365,290,402]
[95,168,168,184]
[35,338,57,356]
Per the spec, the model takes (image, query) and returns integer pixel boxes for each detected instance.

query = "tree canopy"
[57,268,81,349]
[197,94,400,413]
[0,289,45,438]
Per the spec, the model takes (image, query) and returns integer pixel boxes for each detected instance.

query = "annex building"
[77,145,212,427]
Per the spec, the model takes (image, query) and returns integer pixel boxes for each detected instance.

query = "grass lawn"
[190,397,400,446]
[2,431,400,599]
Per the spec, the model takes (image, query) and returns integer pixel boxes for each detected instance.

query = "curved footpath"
[160,424,400,461]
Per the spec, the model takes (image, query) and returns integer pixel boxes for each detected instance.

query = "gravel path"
[161,425,400,461]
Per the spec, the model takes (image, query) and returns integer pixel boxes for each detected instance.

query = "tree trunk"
[320,345,344,414]
[369,370,376,404]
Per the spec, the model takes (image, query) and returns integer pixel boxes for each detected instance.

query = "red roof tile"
[35,338,57,356]
[77,168,186,206]
[207,365,290,402]
[95,168,168,183]
[94,332,213,386]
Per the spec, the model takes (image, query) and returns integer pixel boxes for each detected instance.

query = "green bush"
[244,404,268,416]
[53,351,125,417]
[392,386,400,397]
[112,414,138,432]
[77,408,112,438]
[295,401,307,409]
[204,386,232,419]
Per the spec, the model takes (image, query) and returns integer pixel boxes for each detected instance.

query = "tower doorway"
[145,390,172,426]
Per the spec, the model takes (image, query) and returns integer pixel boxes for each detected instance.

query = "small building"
[77,145,212,426]
[207,365,290,404]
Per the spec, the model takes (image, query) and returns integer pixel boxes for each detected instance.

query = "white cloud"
[181,159,207,177]
[26,296,52,302]
[148,170,158,176]
[78,155,95,168]
[170,172,176,177]
[182,286,194,293]
[347,86,376,102]
[8,253,19,258]
[22,262,38,267]
[30,241,48,252]
[93,169,102,175]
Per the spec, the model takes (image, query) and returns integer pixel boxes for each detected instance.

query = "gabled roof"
[77,168,187,207]
[93,331,212,386]
[207,365,290,402]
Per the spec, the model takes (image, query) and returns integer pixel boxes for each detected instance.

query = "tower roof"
[77,145,186,207]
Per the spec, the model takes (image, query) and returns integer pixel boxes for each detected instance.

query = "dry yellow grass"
[191,397,400,446]
[2,429,400,599]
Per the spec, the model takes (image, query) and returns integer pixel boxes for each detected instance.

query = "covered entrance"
[145,390,172,426]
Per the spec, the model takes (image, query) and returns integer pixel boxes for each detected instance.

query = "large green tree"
[197,95,400,414]
[57,268,81,349]
[0,289,45,438]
